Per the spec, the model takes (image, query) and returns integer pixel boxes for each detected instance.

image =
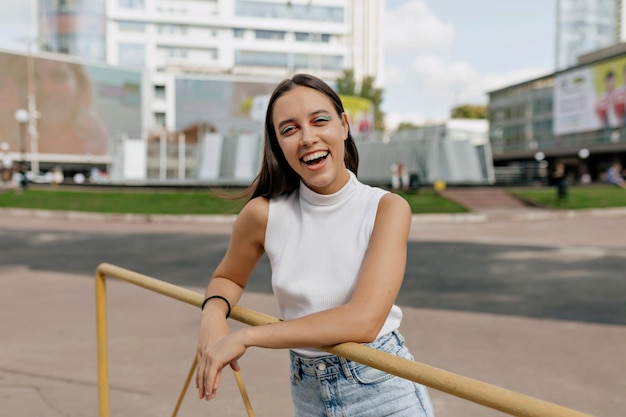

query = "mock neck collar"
[299,170,357,206]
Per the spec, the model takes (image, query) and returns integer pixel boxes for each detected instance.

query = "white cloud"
[384,54,550,126]
[382,0,553,127]
[478,67,551,95]
[384,64,407,86]
[384,0,454,52]
[412,56,549,104]
[410,55,477,89]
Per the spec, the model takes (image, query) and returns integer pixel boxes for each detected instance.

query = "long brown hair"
[247,74,359,200]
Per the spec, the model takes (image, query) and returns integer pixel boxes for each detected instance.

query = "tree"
[396,122,420,131]
[450,104,487,119]
[336,69,385,131]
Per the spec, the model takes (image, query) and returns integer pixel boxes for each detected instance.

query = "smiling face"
[271,85,350,195]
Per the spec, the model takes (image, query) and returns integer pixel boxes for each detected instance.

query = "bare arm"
[196,196,267,398]
[197,192,412,399]
[200,196,268,316]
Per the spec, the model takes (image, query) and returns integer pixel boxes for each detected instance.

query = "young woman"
[196,74,434,417]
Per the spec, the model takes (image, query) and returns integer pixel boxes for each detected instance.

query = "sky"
[0,0,557,127]
[383,0,556,126]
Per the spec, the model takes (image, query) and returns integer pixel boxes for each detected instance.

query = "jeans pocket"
[352,363,396,385]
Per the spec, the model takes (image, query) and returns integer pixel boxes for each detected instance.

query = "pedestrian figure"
[0,142,13,185]
[552,161,568,200]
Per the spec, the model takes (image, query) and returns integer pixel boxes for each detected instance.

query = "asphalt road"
[2,220,625,325]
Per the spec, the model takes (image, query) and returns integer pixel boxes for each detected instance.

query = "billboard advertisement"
[0,50,142,157]
[173,78,375,135]
[175,77,278,131]
[554,55,626,135]
[340,95,374,135]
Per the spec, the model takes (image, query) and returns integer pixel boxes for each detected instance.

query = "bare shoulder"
[236,196,269,230]
[377,192,411,218]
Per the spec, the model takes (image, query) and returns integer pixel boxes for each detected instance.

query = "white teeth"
[302,151,329,162]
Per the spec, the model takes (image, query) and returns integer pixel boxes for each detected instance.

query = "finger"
[196,359,207,399]
[195,352,201,390]
[230,359,241,372]
[204,366,215,400]
[205,366,222,401]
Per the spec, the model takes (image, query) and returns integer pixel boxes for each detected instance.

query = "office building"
[37,0,383,84]
[556,0,618,70]
[489,44,626,185]
[36,0,384,132]
[38,0,107,61]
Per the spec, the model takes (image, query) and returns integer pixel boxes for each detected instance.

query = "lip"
[299,149,329,162]
[299,150,330,172]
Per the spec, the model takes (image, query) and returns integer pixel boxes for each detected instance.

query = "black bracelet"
[201,295,231,319]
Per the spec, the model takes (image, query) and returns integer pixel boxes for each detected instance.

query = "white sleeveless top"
[265,171,403,357]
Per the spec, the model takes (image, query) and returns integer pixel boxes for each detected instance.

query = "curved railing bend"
[95,262,594,417]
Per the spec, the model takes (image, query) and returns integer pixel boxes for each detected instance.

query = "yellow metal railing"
[95,262,595,417]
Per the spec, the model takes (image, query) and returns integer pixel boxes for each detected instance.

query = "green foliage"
[509,186,626,209]
[0,187,468,215]
[336,69,386,131]
[2,185,622,216]
[0,189,246,215]
[396,122,420,131]
[450,104,487,119]
[398,190,468,213]
[336,69,356,95]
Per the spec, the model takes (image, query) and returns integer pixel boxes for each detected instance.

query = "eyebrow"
[276,109,331,130]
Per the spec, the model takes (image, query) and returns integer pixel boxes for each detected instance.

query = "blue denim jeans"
[289,330,435,417]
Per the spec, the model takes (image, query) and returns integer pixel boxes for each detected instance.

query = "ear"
[341,112,349,141]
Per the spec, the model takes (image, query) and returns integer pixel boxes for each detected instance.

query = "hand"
[196,331,247,400]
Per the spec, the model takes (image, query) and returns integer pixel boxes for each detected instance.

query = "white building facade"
[38,0,384,131]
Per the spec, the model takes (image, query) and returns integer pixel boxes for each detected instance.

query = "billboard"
[554,55,626,135]
[340,95,374,135]
[0,50,142,157]
[173,78,375,135]
[174,77,278,131]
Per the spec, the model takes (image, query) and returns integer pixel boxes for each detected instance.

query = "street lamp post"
[26,40,40,174]
[578,148,591,184]
[14,108,29,189]
[14,109,28,167]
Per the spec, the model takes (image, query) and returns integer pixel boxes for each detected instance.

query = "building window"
[118,0,145,9]
[295,32,309,42]
[118,21,146,32]
[157,24,187,35]
[154,85,166,99]
[235,1,344,23]
[293,53,343,71]
[58,0,78,12]
[154,112,166,127]
[295,32,332,43]
[235,50,288,67]
[255,30,285,40]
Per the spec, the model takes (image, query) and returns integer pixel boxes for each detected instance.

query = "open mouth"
[301,151,329,166]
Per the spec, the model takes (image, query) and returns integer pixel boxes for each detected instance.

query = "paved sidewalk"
[1,210,626,416]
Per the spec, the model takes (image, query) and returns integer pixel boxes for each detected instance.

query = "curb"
[0,208,238,225]
[2,206,626,225]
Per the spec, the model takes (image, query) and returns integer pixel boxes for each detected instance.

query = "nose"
[299,125,318,146]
